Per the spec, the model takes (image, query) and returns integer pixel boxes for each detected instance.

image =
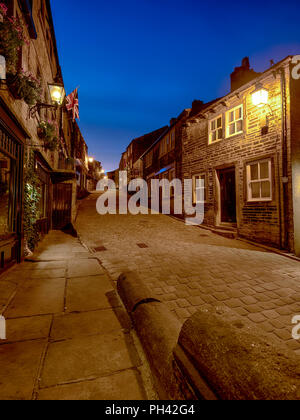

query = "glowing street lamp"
[48,83,65,106]
[29,80,66,118]
[88,157,94,163]
[252,84,269,108]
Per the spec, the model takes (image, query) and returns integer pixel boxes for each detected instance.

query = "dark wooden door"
[52,184,72,229]
[219,168,237,223]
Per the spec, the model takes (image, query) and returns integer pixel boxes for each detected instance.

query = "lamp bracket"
[29,103,59,119]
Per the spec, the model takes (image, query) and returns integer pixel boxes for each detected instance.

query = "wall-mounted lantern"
[29,80,65,118]
[48,83,65,106]
[252,83,269,108]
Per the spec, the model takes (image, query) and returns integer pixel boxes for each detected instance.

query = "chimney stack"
[190,100,204,117]
[230,57,260,92]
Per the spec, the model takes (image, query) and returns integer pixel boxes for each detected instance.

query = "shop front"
[0,104,25,272]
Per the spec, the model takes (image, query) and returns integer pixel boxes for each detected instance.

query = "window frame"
[145,150,153,168]
[246,158,272,202]
[192,173,206,204]
[226,105,244,138]
[159,131,175,157]
[209,115,223,144]
[170,129,176,150]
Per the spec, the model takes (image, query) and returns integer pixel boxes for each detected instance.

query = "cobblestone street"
[76,192,300,355]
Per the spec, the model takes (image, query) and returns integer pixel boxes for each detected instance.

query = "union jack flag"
[66,88,79,121]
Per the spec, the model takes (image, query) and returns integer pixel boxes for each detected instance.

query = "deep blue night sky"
[51,0,300,172]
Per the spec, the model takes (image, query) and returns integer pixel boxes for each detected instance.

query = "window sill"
[226,131,244,139]
[208,139,223,146]
[246,199,273,204]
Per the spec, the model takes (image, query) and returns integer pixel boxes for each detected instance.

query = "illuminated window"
[193,174,206,204]
[247,159,272,201]
[226,105,243,137]
[209,116,223,143]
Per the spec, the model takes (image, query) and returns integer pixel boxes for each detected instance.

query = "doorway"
[52,184,72,229]
[218,167,237,224]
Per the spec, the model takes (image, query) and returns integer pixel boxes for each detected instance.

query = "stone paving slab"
[5,277,66,318]
[41,332,141,388]
[65,275,113,312]
[67,259,106,278]
[76,192,300,354]
[37,369,147,400]
[51,309,125,341]
[0,340,47,400]
[5,315,52,343]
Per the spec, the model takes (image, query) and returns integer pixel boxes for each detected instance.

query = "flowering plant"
[38,120,59,151]
[8,69,42,105]
[0,3,8,16]
[0,3,29,72]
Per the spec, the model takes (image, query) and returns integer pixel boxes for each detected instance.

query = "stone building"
[120,126,168,180]
[182,56,300,256]
[0,0,86,271]
[142,114,189,184]
[140,112,191,213]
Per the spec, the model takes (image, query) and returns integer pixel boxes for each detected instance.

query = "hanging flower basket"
[7,70,42,105]
[44,136,59,152]
[37,119,56,139]
[38,120,59,152]
[0,5,28,73]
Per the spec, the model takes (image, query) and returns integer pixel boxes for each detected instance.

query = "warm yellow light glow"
[48,84,65,105]
[252,87,269,108]
[101,169,105,173]
[88,157,94,163]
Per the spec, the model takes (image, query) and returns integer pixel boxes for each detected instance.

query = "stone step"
[210,227,237,240]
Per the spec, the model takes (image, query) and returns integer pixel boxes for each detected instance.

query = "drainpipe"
[279,67,289,250]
